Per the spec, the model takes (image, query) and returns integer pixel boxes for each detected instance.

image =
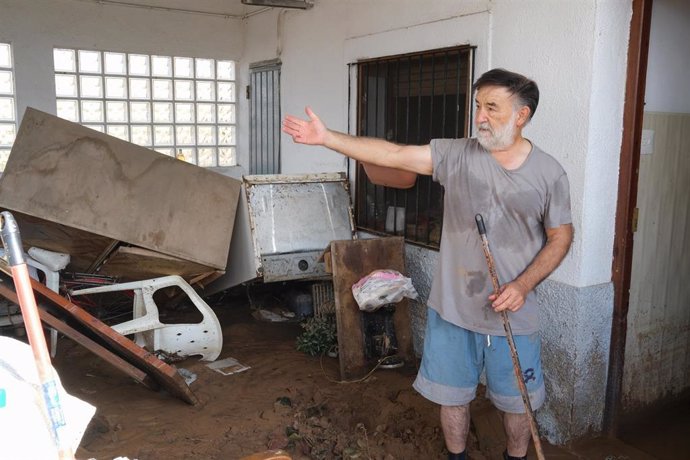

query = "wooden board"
[3,211,219,282]
[327,237,414,380]
[2,210,118,272]
[96,246,219,281]
[0,263,198,405]
[0,278,156,390]
[0,108,241,269]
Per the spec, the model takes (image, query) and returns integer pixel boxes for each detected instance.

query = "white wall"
[0,0,245,120]
[243,0,633,442]
[244,0,631,288]
[0,0,634,290]
[645,0,690,113]
[0,0,636,443]
[580,1,632,287]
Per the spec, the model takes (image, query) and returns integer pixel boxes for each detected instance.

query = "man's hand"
[282,105,434,176]
[282,106,328,145]
[488,280,530,313]
[489,223,573,313]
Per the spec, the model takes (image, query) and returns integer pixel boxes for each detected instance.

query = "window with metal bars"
[354,46,474,249]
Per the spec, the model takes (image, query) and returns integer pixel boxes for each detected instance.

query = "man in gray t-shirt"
[283,68,573,460]
[429,137,571,336]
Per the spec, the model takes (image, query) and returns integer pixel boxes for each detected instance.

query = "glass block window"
[0,43,17,172]
[54,48,237,167]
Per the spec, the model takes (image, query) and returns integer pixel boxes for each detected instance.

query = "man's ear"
[517,106,531,127]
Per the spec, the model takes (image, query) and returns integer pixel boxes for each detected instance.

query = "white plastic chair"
[69,275,222,361]
[0,247,70,357]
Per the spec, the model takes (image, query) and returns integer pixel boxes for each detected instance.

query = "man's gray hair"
[473,68,539,120]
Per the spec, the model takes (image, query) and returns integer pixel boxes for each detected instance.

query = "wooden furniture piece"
[0,108,241,280]
[322,237,414,380]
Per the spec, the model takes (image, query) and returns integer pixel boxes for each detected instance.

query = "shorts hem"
[487,383,546,413]
[413,372,476,407]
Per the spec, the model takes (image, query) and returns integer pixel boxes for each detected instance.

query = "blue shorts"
[413,308,545,413]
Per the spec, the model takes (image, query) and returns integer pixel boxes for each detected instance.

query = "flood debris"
[0,269,198,404]
[206,356,250,376]
[68,275,224,362]
[322,237,415,380]
[0,108,241,284]
[0,108,243,404]
[177,368,197,385]
[205,172,356,295]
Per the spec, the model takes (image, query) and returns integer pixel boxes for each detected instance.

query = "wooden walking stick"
[475,214,546,460]
[1,211,75,460]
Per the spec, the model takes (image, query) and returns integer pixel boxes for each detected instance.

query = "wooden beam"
[0,279,156,390]
[0,263,198,405]
[86,239,120,273]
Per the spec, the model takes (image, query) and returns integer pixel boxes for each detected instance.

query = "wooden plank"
[2,210,118,272]
[97,246,217,281]
[0,278,156,390]
[87,239,121,273]
[189,270,222,287]
[0,263,198,405]
[0,108,241,269]
[328,237,414,380]
[4,212,220,283]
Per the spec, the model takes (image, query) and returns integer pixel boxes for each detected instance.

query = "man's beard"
[476,111,518,151]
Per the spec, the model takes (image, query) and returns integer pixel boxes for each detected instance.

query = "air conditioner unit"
[241,0,313,9]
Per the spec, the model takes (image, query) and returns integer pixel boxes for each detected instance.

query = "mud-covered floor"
[41,289,690,460]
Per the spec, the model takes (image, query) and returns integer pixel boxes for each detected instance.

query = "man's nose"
[475,107,488,123]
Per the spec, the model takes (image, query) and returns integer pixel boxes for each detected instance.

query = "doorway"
[606,0,690,442]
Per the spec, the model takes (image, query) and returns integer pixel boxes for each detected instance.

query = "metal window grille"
[354,46,474,249]
[249,61,281,174]
[0,42,18,172]
[53,48,237,167]
[311,281,335,318]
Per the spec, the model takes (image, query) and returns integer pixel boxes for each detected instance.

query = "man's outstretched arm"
[282,106,433,175]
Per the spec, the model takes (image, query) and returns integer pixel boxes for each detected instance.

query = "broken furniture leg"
[70,275,222,362]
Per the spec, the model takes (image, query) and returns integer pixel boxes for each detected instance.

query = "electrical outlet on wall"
[641,129,654,155]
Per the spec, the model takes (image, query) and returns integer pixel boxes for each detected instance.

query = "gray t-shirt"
[429,138,572,335]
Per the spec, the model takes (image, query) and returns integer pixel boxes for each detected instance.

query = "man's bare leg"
[503,412,531,457]
[440,405,470,454]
